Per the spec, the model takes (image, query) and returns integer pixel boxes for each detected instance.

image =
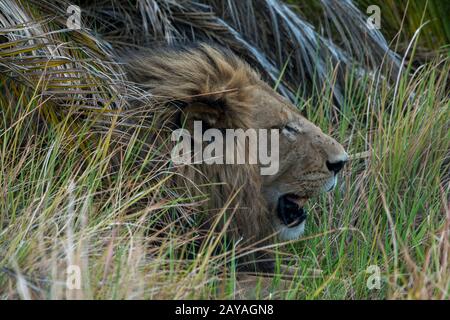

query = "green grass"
[354,0,450,53]
[1,49,448,299]
[291,58,450,299]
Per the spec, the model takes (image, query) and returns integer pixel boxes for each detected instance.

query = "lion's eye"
[281,124,299,141]
[282,124,298,134]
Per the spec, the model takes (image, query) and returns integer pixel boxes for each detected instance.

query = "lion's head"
[126,44,348,265]
[248,85,348,241]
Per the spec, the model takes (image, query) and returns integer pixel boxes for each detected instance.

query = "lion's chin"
[277,221,306,240]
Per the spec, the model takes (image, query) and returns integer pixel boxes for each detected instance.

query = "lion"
[124,44,348,273]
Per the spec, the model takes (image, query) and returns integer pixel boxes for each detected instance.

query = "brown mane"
[125,44,275,269]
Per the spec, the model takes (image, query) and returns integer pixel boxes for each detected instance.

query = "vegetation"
[0,0,448,299]
[353,0,450,53]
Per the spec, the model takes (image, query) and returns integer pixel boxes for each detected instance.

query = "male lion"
[125,44,348,273]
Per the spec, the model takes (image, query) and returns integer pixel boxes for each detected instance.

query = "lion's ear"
[179,101,223,130]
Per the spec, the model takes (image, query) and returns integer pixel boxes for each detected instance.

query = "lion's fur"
[127,44,260,128]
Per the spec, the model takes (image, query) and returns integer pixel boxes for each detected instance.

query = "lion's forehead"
[251,88,303,127]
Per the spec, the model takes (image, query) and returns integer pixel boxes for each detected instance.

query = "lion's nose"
[326,159,347,174]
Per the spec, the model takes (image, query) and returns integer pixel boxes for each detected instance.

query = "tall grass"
[1,49,448,298]
[354,0,450,53]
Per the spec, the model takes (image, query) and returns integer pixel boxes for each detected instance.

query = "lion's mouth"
[277,194,308,227]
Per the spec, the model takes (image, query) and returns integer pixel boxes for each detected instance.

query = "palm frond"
[25,0,401,107]
[0,0,140,120]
